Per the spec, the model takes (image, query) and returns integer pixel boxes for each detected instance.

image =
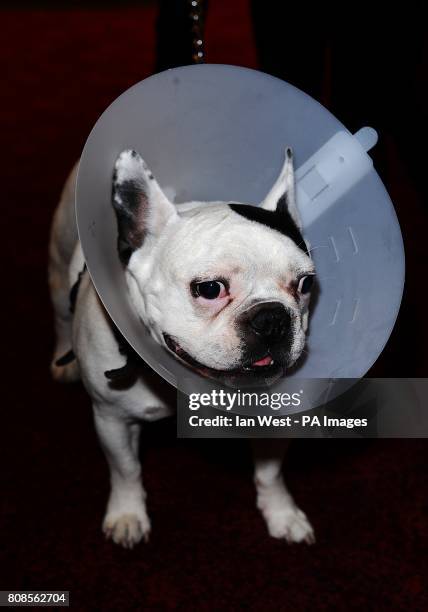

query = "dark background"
[1,1,427,609]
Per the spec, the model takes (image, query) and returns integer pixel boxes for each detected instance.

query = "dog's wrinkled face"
[112,149,315,385]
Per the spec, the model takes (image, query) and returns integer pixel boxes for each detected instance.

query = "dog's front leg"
[252,439,315,544]
[94,407,150,548]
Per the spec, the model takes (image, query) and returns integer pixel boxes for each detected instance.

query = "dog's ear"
[112,149,178,265]
[261,147,301,229]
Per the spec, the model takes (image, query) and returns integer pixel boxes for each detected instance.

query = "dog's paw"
[50,358,80,383]
[103,512,151,549]
[263,507,315,544]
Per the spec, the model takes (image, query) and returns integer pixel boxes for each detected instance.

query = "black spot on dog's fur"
[55,349,75,367]
[229,202,308,255]
[69,264,87,313]
[104,322,146,386]
[112,176,148,265]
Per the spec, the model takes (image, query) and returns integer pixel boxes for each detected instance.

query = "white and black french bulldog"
[48,147,316,548]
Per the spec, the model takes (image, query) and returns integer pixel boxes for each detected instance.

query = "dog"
[48,147,316,548]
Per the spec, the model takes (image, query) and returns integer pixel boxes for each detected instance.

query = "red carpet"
[1,2,427,610]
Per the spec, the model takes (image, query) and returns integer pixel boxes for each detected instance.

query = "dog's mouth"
[162,333,285,384]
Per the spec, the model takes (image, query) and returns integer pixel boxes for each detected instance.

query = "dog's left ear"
[112,149,178,265]
[261,147,301,229]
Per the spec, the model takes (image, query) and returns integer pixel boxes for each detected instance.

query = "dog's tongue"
[252,355,273,367]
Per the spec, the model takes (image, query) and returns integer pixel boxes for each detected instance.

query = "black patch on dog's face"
[112,175,148,265]
[229,201,308,255]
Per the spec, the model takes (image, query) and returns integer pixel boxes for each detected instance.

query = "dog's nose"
[249,303,291,340]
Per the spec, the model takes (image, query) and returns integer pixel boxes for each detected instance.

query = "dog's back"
[48,162,80,382]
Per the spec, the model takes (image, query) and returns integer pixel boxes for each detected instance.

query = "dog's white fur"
[48,151,315,548]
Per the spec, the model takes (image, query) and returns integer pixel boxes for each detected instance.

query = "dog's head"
[112,149,315,385]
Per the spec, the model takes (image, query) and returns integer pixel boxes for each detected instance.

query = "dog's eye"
[298,275,314,294]
[192,280,227,300]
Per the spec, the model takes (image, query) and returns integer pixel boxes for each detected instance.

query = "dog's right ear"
[112,150,178,265]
